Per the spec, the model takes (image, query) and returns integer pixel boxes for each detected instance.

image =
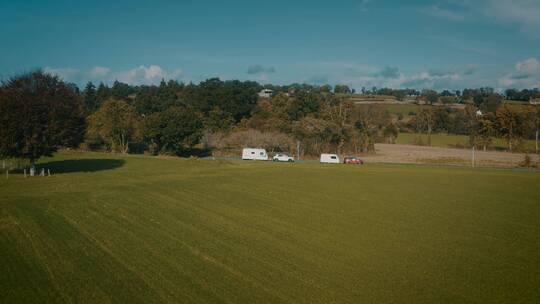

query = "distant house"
[530,98,540,105]
[258,89,273,98]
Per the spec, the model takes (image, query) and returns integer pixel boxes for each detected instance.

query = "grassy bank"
[397,132,537,152]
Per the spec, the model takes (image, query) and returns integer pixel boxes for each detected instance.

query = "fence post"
[472,145,476,168]
[296,141,301,161]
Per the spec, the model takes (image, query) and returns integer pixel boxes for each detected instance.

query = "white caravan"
[242,148,269,161]
[320,154,340,164]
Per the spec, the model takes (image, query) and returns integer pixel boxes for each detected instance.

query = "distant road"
[203,143,538,169]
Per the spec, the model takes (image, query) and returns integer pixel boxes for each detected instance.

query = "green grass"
[383,104,425,116]
[397,132,472,148]
[2,152,540,303]
[355,103,426,117]
[397,132,537,151]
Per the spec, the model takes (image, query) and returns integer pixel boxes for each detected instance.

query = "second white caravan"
[320,154,340,164]
[242,148,269,161]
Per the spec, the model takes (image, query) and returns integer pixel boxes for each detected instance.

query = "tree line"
[341,86,540,104]
[1,71,539,166]
[403,105,539,152]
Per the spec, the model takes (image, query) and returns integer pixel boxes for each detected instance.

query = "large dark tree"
[286,91,324,120]
[133,80,183,115]
[0,71,86,163]
[142,106,203,155]
[334,84,352,94]
[180,78,261,121]
[421,90,439,105]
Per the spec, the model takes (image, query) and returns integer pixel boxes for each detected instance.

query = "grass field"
[1,152,540,303]
[397,132,537,151]
[353,100,535,119]
[355,103,426,117]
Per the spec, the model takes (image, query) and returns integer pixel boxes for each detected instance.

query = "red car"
[343,156,364,165]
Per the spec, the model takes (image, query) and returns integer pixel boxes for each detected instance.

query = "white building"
[258,89,273,98]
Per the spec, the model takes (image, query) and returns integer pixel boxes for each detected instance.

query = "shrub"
[519,154,536,168]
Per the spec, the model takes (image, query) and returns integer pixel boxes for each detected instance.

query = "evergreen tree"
[83,82,98,113]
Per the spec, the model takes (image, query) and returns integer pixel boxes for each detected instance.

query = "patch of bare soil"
[360,144,540,169]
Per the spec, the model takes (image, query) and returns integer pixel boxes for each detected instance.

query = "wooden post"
[296,141,300,161]
[472,145,476,168]
[428,125,432,146]
[535,129,538,154]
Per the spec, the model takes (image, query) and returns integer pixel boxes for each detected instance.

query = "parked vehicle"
[242,148,268,161]
[320,154,340,164]
[273,153,294,162]
[343,156,364,165]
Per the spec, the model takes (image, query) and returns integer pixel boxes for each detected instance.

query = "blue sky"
[1,0,539,90]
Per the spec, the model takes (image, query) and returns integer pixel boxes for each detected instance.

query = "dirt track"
[361,144,540,168]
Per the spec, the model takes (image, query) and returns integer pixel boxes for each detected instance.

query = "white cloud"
[400,71,460,90]
[483,0,540,36]
[116,65,183,85]
[515,58,540,77]
[170,69,184,79]
[420,5,466,21]
[43,67,80,82]
[89,66,110,78]
[256,74,271,82]
[301,62,478,90]
[377,67,400,79]
[421,1,540,38]
[42,65,185,86]
[499,57,540,88]
[358,0,372,12]
[145,65,164,79]
[463,64,477,75]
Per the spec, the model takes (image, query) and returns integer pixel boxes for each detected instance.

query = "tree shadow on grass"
[177,148,212,158]
[36,159,125,174]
